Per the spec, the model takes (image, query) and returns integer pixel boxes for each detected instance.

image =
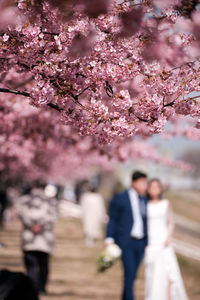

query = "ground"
[0,215,200,300]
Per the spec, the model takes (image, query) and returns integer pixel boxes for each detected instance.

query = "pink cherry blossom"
[0,0,199,182]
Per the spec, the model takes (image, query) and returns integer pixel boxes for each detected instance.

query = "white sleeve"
[104,237,115,244]
[167,200,174,239]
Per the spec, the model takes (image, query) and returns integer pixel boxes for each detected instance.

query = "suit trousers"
[24,251,49,293]
[121,238,146,300]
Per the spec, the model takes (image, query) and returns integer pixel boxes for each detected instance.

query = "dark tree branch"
[47,102,64,112]
[163,100,175,107]
[52,79,92,113]
[133,112,148,122]
[163,94,200,108]
[75,73,86,78]
[162,95,175,108]
[128,106,149,122]
[106,81,114,97]
[0,88,30,97]
[76,85,92,97]
[42,31,59,35]
[0,87,63,112]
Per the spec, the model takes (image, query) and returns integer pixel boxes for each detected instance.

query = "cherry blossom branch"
[118,0,145,7]
[169,60,199,72]
[163,94,200,112]
[51,80,91,112]
[76,85,93,97]
[0,85,99,117]
[0,86,152,126]
[183,94,200,101]
[128,107,148,122]
[0,87,63,112]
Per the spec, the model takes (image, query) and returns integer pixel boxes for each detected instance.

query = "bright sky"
[150,134,200,158]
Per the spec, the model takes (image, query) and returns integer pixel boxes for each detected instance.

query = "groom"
[105,171,148,300]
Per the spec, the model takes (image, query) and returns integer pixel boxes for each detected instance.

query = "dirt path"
[0,218,200,300]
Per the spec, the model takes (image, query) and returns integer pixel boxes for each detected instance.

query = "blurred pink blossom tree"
[0,0,199,182]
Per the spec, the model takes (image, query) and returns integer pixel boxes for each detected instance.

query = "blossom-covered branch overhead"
[0,0,199,181]
[0,0,200,142]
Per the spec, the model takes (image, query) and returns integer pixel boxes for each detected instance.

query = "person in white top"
[80,183,106,247]
[145,179,188,300]
[16,184,58,296]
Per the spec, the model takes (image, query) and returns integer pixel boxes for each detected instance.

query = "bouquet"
[97,243,122,273]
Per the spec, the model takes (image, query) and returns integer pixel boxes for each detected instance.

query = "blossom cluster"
[0,0,199,181]
[0,0,199,144]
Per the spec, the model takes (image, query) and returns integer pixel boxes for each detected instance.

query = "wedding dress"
[144,199,188,300]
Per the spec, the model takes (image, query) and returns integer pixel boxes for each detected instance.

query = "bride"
[144,179,188,300]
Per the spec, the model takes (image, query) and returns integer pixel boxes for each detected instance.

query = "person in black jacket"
[0,269,39,300]
[0,187,8,227]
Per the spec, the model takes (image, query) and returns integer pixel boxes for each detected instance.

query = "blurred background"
[0,132,199,300]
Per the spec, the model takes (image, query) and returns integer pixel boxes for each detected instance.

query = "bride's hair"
[147,178,163,200]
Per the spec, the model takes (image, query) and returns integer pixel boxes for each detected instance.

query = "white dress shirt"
[129,188,144,239]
